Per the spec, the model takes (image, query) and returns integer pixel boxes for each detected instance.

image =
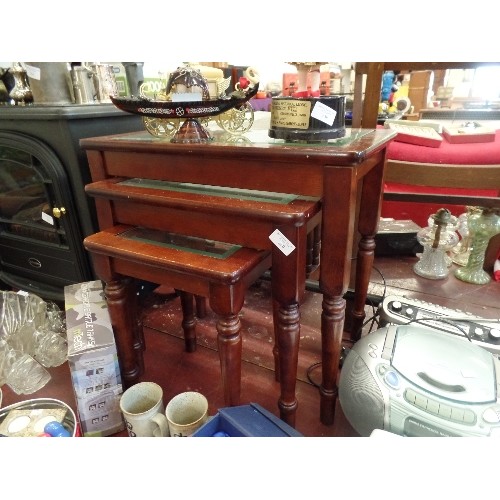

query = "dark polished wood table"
[81,116,396,425]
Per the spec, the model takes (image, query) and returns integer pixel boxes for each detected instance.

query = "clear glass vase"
[3,348,51,395]
[33,328,68,368]
[414,208,459,280]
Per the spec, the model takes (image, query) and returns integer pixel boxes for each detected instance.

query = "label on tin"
[270,99,311,129]
[311,101,337,126]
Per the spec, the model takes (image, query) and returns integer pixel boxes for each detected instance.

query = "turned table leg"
[271,224,307,428]
[104,278,143,388]
[275,302,301,427]
[319,165,357,425]
[178,290,197,352]
[210,282,245,407]
[350,155,385,342]
[319,294,345,425]
[215,313,242,407]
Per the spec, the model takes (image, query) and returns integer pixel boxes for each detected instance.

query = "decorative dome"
[165,66,210,101]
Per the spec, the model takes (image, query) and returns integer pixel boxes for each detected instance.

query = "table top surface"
[81,113,397,165]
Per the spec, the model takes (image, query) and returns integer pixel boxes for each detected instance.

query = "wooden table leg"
[351,154,386,341]
[178,290,197,352]
[272,299,280,382]
[275,301,300,427]
[210,282,245,407]
[313,223,321,269]
[319,293,346,425]
[195,295,207,319]
[127,278,145,374]
[104,277,143,388]
[271,224,307,428]
[87,253,144,388]
[319,166,357,425]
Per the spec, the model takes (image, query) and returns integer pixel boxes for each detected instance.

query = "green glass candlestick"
[455,207,500,285]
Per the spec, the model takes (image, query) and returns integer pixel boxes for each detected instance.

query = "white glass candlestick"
[414,208,459,280]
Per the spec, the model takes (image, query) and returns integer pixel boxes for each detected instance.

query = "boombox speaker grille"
[339,350,385,436]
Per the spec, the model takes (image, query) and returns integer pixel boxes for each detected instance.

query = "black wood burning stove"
[0,104,143,301]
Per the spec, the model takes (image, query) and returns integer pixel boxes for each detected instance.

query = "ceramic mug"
[165,391,208,437]
[120,382,169,437]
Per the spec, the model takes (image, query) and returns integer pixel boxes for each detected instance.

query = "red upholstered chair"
[351,62,500,265]
[381,128,500,227]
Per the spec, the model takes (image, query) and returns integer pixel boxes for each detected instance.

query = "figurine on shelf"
[7,63,33,106]
[455,207,500,285]
[413,208,459,280]
[287,62,326,98]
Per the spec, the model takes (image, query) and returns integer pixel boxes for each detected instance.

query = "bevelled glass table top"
[119,226,241,259]
[119,178,299,204]
[97,112,392,150]
[110,124,375,147]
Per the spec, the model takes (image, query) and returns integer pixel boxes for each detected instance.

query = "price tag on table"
[269,229,296,256]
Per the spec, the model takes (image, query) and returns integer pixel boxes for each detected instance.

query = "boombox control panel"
[379,295,500,355]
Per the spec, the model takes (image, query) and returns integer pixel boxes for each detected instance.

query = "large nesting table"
[81,117,396,425]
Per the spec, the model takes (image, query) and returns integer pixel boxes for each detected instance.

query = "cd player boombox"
[338,325,500,437]
[378,295,500,355]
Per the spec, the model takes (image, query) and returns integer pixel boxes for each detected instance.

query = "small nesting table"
[84,224,272,408]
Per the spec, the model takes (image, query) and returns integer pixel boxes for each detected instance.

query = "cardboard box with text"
[64,280,124,437]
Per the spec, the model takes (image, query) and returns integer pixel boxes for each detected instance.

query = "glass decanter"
[451,206,482,266]
[455,207,500,285]
[414,208,459,280]
[425,212,458,267]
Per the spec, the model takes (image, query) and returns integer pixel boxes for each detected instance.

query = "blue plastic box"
[192,403,303,437]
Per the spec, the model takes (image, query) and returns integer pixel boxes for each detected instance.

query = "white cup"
[120,382,169,437]
[165,391,209,437]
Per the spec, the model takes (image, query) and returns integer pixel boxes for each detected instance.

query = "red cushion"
[386,129,500,164]
[380,126,500,226]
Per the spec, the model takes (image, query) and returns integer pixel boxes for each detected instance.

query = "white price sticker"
[269,229,295,256]
[41,211,54,225]
[311,101,337,126]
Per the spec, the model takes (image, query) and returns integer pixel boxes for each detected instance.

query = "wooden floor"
[1,255,499,438]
